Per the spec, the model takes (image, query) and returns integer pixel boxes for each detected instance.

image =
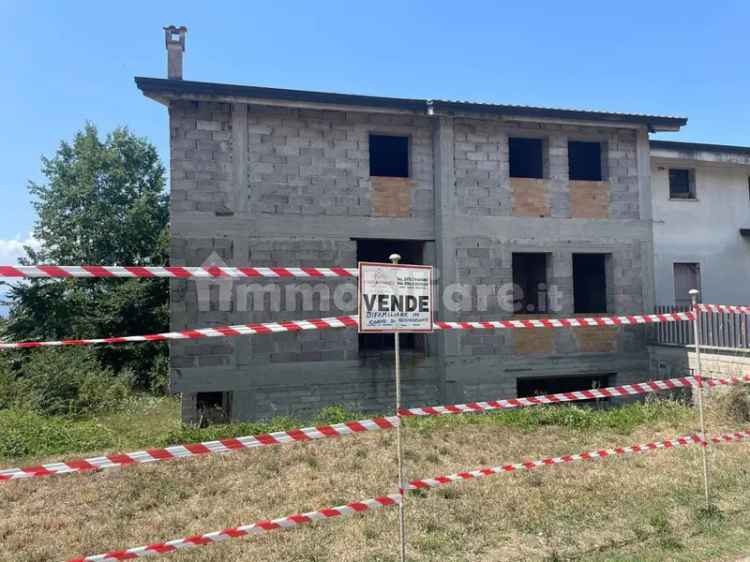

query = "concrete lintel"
[451,216,651,241]
[171,214,435,239]
[172,358,441,392]
[444,353,649,386]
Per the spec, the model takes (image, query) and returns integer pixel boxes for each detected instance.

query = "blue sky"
[1,0,749,265]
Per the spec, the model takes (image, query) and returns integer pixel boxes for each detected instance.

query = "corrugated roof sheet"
[135,77,688,128]
[650,140,750,155]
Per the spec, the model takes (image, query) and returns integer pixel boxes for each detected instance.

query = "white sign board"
[358,262,434,333]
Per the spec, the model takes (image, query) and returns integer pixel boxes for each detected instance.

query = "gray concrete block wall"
[453,120,509,216]
[167,97,656,423]
[453,119,640,219]
[170,235,358,372]
[607,129,640,219]
[650,345,750,379]
[449,236,648,357]
[246,105,434,218]
[169,101,234,215]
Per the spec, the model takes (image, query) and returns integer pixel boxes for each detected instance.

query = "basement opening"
[509,138,544,179]
[517,374,612,398]
[196,391,231,425]
[356,238,426,353]
[512,253,549,314]
[568,141,603,181]
[369,134,409,177]
[573,253,608,313]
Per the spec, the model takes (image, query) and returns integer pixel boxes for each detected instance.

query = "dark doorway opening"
[356,238,426,353]
[512,253,548,314]
[517,374,612,398]
[573,253,608,313]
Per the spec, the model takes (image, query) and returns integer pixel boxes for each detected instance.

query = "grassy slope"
[2,395,750,562]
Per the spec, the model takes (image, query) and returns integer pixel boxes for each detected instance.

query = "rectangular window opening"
[512,253,548,314]
[369,134,409,177]
[673,263,701,308]
[509,138,544,179]
[568,141,602,181]
[573,253,608,313]
[517,374,612,399]
[356,238,426,354]
[669,169,695,199]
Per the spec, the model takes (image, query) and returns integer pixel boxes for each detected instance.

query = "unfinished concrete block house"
[137,27,690,422]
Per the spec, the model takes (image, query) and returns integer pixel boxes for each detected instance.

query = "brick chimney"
[164,26,187,80]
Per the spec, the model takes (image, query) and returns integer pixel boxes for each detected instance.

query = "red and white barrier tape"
[433,312,694,329]
[63,428,750,562]
[0,416,399,482]
[64,493,401,562]
[8,373,749,484]
[400,376,697,416]
[0,265,358,279]
[403,373,750,417]
[0,312,693,350]
[701,373,750,388]
[697,303,750,315]
[0,315,360,349]
[407,429,750,490]
[401,373,750,417]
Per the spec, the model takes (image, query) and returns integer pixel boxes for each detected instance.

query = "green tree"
[2,124,169,390]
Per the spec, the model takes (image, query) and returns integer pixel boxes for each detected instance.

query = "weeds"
[2,393,749,561]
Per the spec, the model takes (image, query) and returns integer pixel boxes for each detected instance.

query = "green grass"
[0,396,693,464]
[408,396,693,435]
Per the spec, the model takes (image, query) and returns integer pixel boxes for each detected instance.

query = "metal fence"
[652,305,750,351]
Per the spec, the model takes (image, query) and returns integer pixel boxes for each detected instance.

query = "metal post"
[690,288,711,510]
[390,253,407,562]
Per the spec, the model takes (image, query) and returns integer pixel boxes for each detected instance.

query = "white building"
[650,140,750,307]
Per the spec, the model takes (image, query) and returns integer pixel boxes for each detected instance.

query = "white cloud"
[0,234,41,316]
[0,233,41,264]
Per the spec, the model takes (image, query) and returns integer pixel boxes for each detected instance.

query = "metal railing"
[652,305,750,351]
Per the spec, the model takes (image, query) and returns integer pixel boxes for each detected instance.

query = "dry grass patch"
[2,392,750,561]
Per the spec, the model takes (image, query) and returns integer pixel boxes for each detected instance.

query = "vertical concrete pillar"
[432,116,461,402]
[636,128,653,222]
[636,127,656,311]
[231,103,249,214]
[548,134,570,218]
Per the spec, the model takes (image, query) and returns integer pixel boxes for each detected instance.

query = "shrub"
[147,352,170,395]
[0,367,16,409]
[0,408,114,459]
[715,384,750,423]
[10,348,130,417]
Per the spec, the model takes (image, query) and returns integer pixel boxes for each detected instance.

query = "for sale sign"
[358,262,434,333]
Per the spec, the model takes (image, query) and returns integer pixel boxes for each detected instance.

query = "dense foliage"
[1,125,169,390]
[0,349,130,417]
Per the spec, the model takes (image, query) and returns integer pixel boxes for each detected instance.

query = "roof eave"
[135,76,426,115]
[135,76,688,129]
[430,100,686,130]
